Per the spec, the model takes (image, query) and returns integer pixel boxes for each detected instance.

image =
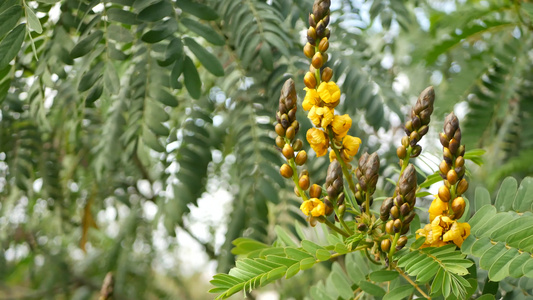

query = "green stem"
[365,190,370,215]
[388,232,401,268]
[321,217,350,237]
[334,206,354,235]
[285,137,308,201]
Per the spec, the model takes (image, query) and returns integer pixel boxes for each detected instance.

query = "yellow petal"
[428,196,449,222]
[317,81,341,104]
[342,135,362,156]
[331,114,352,138]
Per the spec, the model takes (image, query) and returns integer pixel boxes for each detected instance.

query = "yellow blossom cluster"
[303,82,361,163]
[416,196,471,247]
[300,198,326,217]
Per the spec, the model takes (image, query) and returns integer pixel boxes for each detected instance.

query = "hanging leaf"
[183,56,201,99]
[103,62,120,95]
[183,37,224,76]
[0,24,26,71]
[24,4,42,34]
[137,0,173,22]
[141,18,178,43]
[176,0,218,20]
[181,18,225,46]
[0,5,22,39]
[70,30,103,58]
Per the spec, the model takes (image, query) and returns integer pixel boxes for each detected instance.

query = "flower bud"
[280,164,293,178]
[308,13,316,27]
[403,211,416,224]
[397,146,407,159]
[275,123,285,136]
[405,121,413,133]
[457,145,465,157]
[304,43,315,58]
[281,114,290,129]
[400,203,410,216]
[310,184,322,198]
[321,67,333,82]
[309,216,317,227]
[438,185,451,202]
[282,144,294,159]
[285,126,295,140]
[307,26,317,42]
[418,125,429,137]
[275,136,285,148]
[439,132,449,148]
[410,145,422,158]
[412,116,421,130]
[386,220,394,234]
[286,135,298,148]
[449,138,460,155]
[324,198,334,216]
[357,223,367,232]
[312,52,323,69]
[299,175,310,190]
[409,131,420,146]
[443,147,453,165]
[447,169,458,185]
[451,197,466,219]
[390,206,399,220]
[337,192,345,206]
[338,204,345,216]
[295,151,307,165]
[455,156,465,168]
[318,37,329,52]
[381,239,391,252]
[439,160,450,176]
[294,186,300,197]
[401,224,410,235]
[397,236,408,248]
[456,178,469,195]
[393,219,402,233]
[304,72,317,89]
[401,136,409,147]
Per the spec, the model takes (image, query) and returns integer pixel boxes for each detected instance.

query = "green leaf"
[107,8,140,25]
[78,62,104,92]
[181,18,225,46]
[359,281,386,297]
[0,5,22,39]
[176,0,218,20]
[383,285,414,300]
[103,62,120,95]
[494,177,518,212]
[183,37,224,76]
[70,30,103,58]
[0,24,25,71]
[183,55,201,99]
[107,24,133,43]
[24,4,42,34]
[141,19,178,43]
[368,270,399,282]
[137,0,173,22]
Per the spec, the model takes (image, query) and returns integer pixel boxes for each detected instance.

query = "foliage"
[0,0,533,299]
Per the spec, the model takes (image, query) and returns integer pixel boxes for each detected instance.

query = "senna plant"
[210,1,533,299]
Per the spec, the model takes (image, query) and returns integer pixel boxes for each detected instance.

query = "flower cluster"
[302,0,361,164]
[417,113,471,247]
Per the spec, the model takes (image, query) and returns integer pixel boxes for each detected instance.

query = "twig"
[396,267,431,299]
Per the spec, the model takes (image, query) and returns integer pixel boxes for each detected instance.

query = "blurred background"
[1,0,532,299]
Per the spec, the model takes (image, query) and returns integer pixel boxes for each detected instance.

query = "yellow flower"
[416,223,446,248]
[308,105,334,128]
[331,114,352,138]
[329,150,336,162]
[317,81,341,105]
[306,128,329,157]
[428,196,449,222]
[443,221,471,247]
[431,215,454,244]
[300,198,326,217]
[342,135,361,157]
[303,88,319,111]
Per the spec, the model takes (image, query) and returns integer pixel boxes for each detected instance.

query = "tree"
[1,0,532,299]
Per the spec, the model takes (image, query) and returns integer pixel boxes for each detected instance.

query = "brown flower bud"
[393,219,402,233]
[292,139,303,151]
[439,160,450,176]
[307,26,317,42]
[390,206,399,220]
[316,20,325,37]
[285,126,295,140]
[304,72,317,89]
[400,203,410,216]
[321,67,333,82]
[280,114,290,129]
[443,147,453,165]
[401,136,409,147]
[280,164,293,178]
[456,178,469,195]
[397,146,407,159]
[282,144,294,159]
[386,220,394,234]
[409,131,420,146]
[455,156,465,168]
[440,132,449,148]
[451,197,466,219]
[311,52,323,69]
[318,37,329,52]
[412,116,421,130]
[449,138,460,155]
[381,239,391,252]
[380,197,393,221]
[357,223,367,232]
[447,169,458,185]
[310,184,322,198]
[405,120,413,133]
[403,211,416,225]
[299,175,310,190]
[275,136,285,148]
[457,145,465,157]
[410,145,422,158]
[275,123,285,137]
[324,198,333,216]
[295,151,307,165]
[309,216,318,227]
[288,107,297,122]
[418,125,429,137]
[304,43,315,58]
[397,236,408,247]
[308,13,316,27]
[438,185,451,202]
